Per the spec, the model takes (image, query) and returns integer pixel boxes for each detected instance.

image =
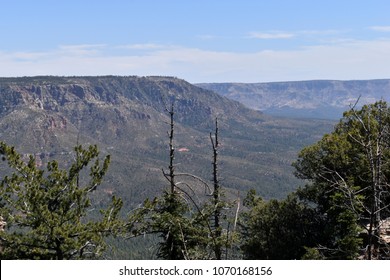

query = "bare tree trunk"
[210,118,222,260]
[168,103,176,194]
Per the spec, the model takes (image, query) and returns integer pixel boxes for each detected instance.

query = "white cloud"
[9,51,49,61]
[58,44,107,50]
[116,44,167,50]
[248,32,295,39]
[299,29,345,35]
[58,44,107,56]
[369,26,390,32]
[1,39,390,83]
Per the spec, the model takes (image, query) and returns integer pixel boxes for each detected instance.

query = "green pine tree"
[0,142,122,259]
[293,101,390,259]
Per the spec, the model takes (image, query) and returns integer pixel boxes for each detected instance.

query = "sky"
[1,0,390,83]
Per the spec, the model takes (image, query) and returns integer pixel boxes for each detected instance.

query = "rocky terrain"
[0,76,334,209]
[197,80,390,119]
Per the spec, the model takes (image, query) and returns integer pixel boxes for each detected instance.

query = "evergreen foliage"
[293,101,390,259]
[240,190,319,259]
[239,101,390,260]
[0,143,122,259]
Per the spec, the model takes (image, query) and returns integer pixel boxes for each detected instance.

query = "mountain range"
[197,79,390,119]
[0,76,334,210]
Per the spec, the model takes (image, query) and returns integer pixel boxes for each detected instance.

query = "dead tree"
[165,102,176,194]
[210,118,222,259]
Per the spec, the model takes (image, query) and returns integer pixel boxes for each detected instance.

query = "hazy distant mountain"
[197,80,390,119]
[0,76,333,207]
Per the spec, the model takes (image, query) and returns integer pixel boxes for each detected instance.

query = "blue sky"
[1,0,390,82]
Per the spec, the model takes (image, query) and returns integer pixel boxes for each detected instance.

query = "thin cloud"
[58,44,107,50]
[248,32,295,39]
[58,44,107,56]
[369,26,390,32]
[9,51,49,61]
[298,29,350,36]
[116,44,167,50]
[1,39,390,82]
[248,29,351,44]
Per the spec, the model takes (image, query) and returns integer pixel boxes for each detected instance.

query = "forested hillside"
[1,101,389,260]
[0,76,333,205]
[0,76,389,259]
[0,75,338,259]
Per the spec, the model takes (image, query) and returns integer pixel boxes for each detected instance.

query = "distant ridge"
[0,75,333,205]
[197,79,390,119]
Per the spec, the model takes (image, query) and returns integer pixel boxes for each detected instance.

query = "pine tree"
[240,190,319,259]
[293,101,390,259]
[0,142,122,259]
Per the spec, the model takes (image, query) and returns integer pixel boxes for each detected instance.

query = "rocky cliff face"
[0,76,333,205]
[197,80,390,119]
